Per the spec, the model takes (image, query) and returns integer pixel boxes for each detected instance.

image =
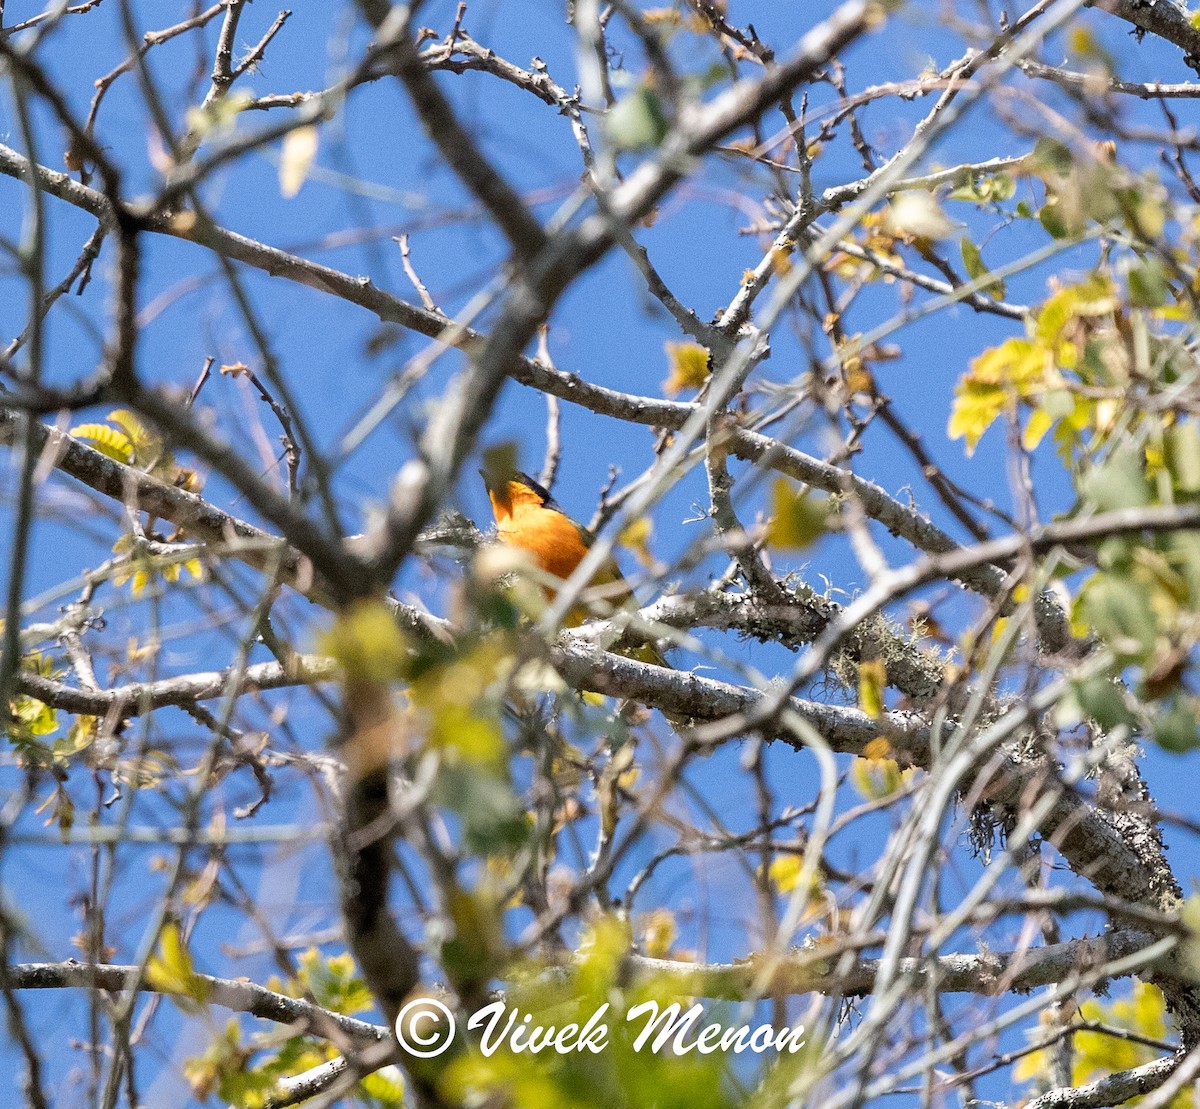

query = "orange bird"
[481,471,681,749]
[480,467,670,663]
[480,469,626,605]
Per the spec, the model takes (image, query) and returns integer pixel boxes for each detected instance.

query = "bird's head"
[479,465,558,523]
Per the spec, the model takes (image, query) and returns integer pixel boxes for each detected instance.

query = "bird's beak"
[479,467,510,515]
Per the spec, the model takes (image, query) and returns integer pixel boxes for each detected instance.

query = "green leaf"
[989,172,1016,201]
[438,765,528,855]
[948,172,1016,204]
[1152,698,1199,753]
[1082,449,1150,512]
[858,659,886,719]
[1167,422,1200,494]
[1038,199,1069,240]
[1032,136,1074,176]
[959,237,1005,299]
[608,86,669,150]
[1127,257,1169,308]
[1181,894,1200,982]
[767,479,829,549]
[1074,675,1135,731]
[146,922,211,1014]
[1080,575,1157,661]
[959,237,985,280]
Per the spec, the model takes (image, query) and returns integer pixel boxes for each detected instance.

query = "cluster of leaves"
[7,652,59,751]
[949,273,1125,456]
[320,596,530,863]
[70,408,189,481]
[945,255,1200,749]
[6,653,98,781]
[179,942,403,1107]
[1015,982,1189,1108]
[1066,492,1200,753]
[70,409,204,596]
[1031,138,1167,246]
[941,147,1200,753]
[439,914,820,1109]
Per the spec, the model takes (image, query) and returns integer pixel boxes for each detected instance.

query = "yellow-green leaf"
[608,85,669,150]
[106,409,161,464]
[69,423,134,464]
[858,659,887,718]
[429,700,506,768]
[319,600,408,685]
[851,754,902,800]
[768,479,829,549]
[146,922,211,1013]
[663,341,710,395]
[639,909,677,957]
[184,90,251,140]
[948,379,1007,453]
[766,855,803,894]
[280,125,319,198]
[14,696,57,737]
[359,1067,405,1106]
[949,336,1052,453]
[619,516,655,567]
[1034,275,1117,344]
[1166,422,1200,493]
[1022,407,1054,451]
[768,859,825,902]
[959,237,1005,299]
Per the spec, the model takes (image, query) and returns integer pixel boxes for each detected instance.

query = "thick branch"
[630,928,1162,998]
[18,656,337,718]
[640,588,947,701]
[10,961,387,1044]
[0,408,299,571]
[1091,0,1200,70]
[1025,1054,1182,1109]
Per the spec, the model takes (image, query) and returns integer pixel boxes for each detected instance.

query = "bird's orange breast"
[498,505,592,582]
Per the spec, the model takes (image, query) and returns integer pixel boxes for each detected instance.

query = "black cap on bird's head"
[479,464,561,518]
